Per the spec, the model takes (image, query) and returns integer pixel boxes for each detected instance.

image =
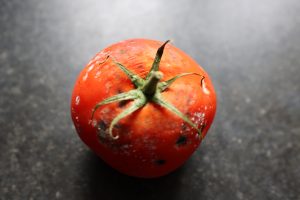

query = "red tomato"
[71,39,216,178]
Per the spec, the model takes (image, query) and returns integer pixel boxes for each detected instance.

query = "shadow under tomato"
[82,151,188,200]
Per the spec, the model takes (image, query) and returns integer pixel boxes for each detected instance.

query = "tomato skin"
[71,39,216,178]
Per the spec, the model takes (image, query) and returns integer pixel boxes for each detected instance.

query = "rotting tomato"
[71,39,216,178]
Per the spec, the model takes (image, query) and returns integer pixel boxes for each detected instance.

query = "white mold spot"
[95,71,102,78]
[105,82,112,92]
[191,111,206,128]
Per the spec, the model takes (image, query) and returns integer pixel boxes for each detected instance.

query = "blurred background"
[0,0,299,199]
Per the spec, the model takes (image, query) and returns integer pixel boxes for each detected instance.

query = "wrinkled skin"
[71,39,216,178]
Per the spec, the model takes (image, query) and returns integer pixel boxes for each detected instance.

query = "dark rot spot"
[176,135,187,146]
[185,112,192,118]
[116,89,130,107]
[97,120,108,140]
[199,124,206,138]
[155,159,166,165]
[118,100,128,107]
[200,124,205,131]
[98,120,107,131]
[117,89,123,94]
[181,123,188,132]
[114,123,122,129]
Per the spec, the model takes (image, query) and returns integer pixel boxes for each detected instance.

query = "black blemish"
[200,124,206,133]
[114,123,131,136]
[114,123,122,129]
[181,123,188,132]
[98,120,107,131]
[176,135,187,146]
[185,112,192,118]
[155,159,166,165]
[116,89,130,107]
[118,100,128,108]
[97,120,108,141]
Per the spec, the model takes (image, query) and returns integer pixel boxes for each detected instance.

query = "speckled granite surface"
[1,0,300,199]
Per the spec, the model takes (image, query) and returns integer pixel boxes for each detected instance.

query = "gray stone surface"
[1,0,300,199]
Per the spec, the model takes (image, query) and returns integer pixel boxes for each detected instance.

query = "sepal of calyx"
[91,40,205,140]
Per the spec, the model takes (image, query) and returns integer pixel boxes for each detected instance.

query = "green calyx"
[91,40,205,140]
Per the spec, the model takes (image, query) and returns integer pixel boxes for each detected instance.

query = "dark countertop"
[1,0,299,199]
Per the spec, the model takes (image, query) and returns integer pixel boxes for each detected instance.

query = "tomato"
[71,39,216,178]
